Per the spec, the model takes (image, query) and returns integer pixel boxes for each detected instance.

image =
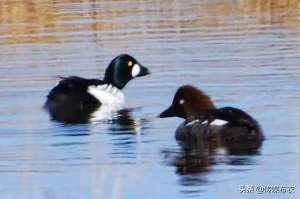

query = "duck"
[44,54,150,123]
[159,85,264,154]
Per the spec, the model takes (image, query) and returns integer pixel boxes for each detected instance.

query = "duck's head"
[104,54,150,89]
[159,85,215,119]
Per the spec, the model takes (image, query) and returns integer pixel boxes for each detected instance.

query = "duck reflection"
[171,148,213,175]
[165,130,262,176]
[166,146,257,194]
[47,104,144,133]
[107,109,151,163]
[50,122,92,137]
[163,123,263,179]
[109,109,141,133]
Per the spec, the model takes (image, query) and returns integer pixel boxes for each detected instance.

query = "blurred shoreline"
[0,0,299,45]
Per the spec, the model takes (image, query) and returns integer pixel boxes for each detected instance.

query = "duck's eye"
[179,99,185,105]
[128,61,133,67]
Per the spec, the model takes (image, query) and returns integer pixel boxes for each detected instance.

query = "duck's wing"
[46,76,104,106]
[214,107,264,154]
[213,107,260,130]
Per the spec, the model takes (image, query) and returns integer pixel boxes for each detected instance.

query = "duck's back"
[44,76,103,122]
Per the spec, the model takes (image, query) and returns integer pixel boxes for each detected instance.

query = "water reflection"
[51,122,91,137]
[105,109,152,165]
[108,109,151,147]
[109,109,141,133]
[49,108,145,135]
[163,138,260,198]
[163,127,262,174]
[171,148,213,175]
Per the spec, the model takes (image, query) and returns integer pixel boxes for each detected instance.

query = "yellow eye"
[128,61,133,67]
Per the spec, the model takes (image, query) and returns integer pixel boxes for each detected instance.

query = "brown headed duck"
[159,85,264,154]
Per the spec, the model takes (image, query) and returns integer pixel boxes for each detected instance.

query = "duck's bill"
[136,64,151,77]
[159,105,176,118]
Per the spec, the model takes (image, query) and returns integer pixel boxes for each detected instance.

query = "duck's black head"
[104,54,150,89]
[159,85,215,119]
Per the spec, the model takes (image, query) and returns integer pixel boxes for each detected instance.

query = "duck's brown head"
[159,85,215,120]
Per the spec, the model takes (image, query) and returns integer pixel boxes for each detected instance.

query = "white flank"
[131,64,141,77]
[186,119,228,126]
[209,119,228,126]
[185,120,200,126]
[88,84,124,106]
[87,84,125,121]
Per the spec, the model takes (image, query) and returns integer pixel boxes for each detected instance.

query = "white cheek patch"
[179,99,185,104]
[131,64,141,77]
[209,119,228,126]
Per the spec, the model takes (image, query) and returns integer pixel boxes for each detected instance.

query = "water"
[0,0,300,198]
